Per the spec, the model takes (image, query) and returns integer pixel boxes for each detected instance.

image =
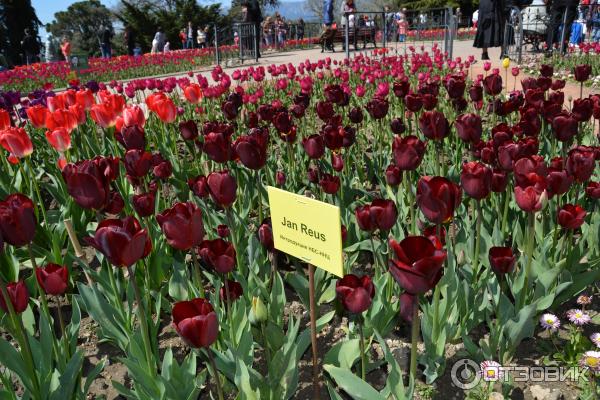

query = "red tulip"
[26,105,48,128]
[184,84,203,104]
[123,149,153,178]
[419,110,450,140]
[45,127,71,152]
[335,274,375,314]
[207,170,237,207]
[47,95,67,112]
[69,104,86,126]
[572,98,593,122]
[586,181,600,199]
[491,168,508,193]
[0,127,33,161]
[146,92,177,123]
[455,113,482,143]
[460,162,492,200]
[220,279,243,302]
[0,281,29,314]
[388,236,447,294]
[36,263,69,295]
[552,113,578,142]
[0,193,36,247]
[203,131,232,163]
[75,89,95,110]
[115,125,146,151]
[90,103,118,128]
[416,176,462,224]
[319,173,340,194]
[546,167,573,198]
[132,192,156,218]
[488,247,516,275]
[234,128,269,169]
[483,74,502,96]
[172,298,219,348]
[404,93,423,112]
[188,175,209,198]
[123,105,146,128]
[217,224,230,238]
[385,164,402,186]
[156,202,204,250]
[198,238,236,274]
[85,216,152,267]
[514,185,546,213]
[557,204,586,230]
[566,146,596,183]
[258,219,274,250]
[574,64,592,82]
[178,120,198,141]
[0,109,10,130]
[354,199,398,232]
[62,156,119,210]
[392,135,426,171]
[302,134,325,159]
[539,64,553,78]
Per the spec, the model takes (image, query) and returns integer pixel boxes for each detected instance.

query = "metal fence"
[503,3,597,63]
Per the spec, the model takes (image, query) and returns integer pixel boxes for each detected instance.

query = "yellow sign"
[267,186,343,277]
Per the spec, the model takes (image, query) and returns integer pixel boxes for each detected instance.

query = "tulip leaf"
[373,329,408,400]
[284,272,309,307]
[234,354,260,400]
[50,350,84,400]
[0,336,33,395]
[83,357,106,397]
[168,258,188,301]
[269,271,286,326]
[324,339,360,370]
[324,364,386,400]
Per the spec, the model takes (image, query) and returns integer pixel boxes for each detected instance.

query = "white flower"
[591,333,600,348]
[566,309,591,326]
[579,351,600,372]
[540,313,560,331]
[480,360,504,381]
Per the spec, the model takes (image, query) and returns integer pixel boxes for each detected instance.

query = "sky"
[32,0,119,25]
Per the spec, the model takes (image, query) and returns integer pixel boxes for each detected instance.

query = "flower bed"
[0,45,598,399]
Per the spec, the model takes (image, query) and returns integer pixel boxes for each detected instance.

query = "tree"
[46,0,114,57]
[115,0,232,52]
[0,0,42,66]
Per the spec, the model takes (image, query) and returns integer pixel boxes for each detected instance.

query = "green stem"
[225,208,242,275]
[519,212,535,308]
[191,250,206,298]
[369,234,379,274]
[223,274,236,347]
[409,298,420,380]
[501,187,511,239]
[25,158,48,229]
[471,200,482,285]
[126,264,155,374]
[56,295,70,358]
[256,169,263,225]
[358,320,366,381]
[207,349,225,400]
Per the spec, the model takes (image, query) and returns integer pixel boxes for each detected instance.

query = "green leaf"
[0,336,33,394]
[324,365,386,400]
[269,271,286,326]
[234,352,260,400]
[373,330,407,400]
[324,339,360,370]
[168,259,189,301]
[50,350,84,400]
[83,358,106,396]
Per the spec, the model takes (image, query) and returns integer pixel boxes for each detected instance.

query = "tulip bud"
[249,296,268,325]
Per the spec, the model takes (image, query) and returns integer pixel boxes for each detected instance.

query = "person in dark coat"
[246,0,263,58]
[124,26,135,56]
[473,0,506,60]
[21,29,38,65]
[545,0,578,55]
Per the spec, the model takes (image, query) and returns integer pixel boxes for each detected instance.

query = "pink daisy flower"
[539,313,560,331]
[566,309,591,326]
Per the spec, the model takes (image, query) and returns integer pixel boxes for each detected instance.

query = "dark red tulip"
[491,169,508,193]
[390,118,406,135]
[115,125,146,151]
[385,164,402,186]
[0,281,29,314]
[188,175,209,198]
[104,190,124,215]
[132,192,156,218]
[393,78,410,98]
[422,225,446,246]
[566,146,596,183]
[179,120,199,141]
[348,107,363,124]
[123,149,153,178]
[525,89,545,108]
[521,78,539,92]
[366,97,389,119]
[35,263,68,295]
[273,111,293,134]
[307,167,319,183]
[497,142,521,171]
[198,238,236,274]
[404,93,423,112]
[331,153,343,172]
[355,199,398,232]
[276,171,286,186]
[335,274,375,314]
[207,170,237,207]
[258,219,274,250]
[416,176,462,224]
[62,156,119,210]
[86,216,152,267]
[540,64,554,78]
[513,157,548,189]
[422,94,438,110]
[217,224,230,238]
[389,236,447,294]
[445,74,466,99]
[234,128,269,170]
[156,202,204,251]
[455,113,482,143]
[392,135,426,171]
[152,157,172,180]
[203,131,232,163]
[551,79,566,90]
[557,204,586,229]
[221,101,238,120]
[315,101,334,121]
[546,167,573,198]
[572,98,593,122]
[574,64,592,82]
[548,91,564,106]
[419,110,450,140]
[514,185,546,213]
[0,193,36,247]
[483,74,502,96]
[488,247,516,275]
[172,298,218,348]
[341,225,347,243]
[399,292,417,322]
[220,279,243,303]
[302,134,325,159]
[460,162,492,200]
[468,85,483,102]
[585,181,600,198]
[319,173,340,194]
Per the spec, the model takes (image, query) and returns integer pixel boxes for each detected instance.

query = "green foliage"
[46,0,114,57]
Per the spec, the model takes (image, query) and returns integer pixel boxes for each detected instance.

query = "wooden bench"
[320,27,377,52]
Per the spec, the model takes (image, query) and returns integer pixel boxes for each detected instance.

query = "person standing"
[545,0,579,55]
[100,26,113,59]
[179,29,187,48]
[341,0,357,50]
[473,0,505,60]
[297,18,305,40]
[60,37,71,61]
[247,0,263,58]
[397,15,408,42]
[152,28,166,53]
[21,29,38,65]
[124,26,136,56]
[324,0,334,28]
[186,21,195,49]
[197,26,207,48]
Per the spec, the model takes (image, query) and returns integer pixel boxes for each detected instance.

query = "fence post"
[559,7,568,54]
[214,24,220,65]
[345,12,350,59]
[382,10,387,49]
[446,9,454,60]
[254,24,259,62]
